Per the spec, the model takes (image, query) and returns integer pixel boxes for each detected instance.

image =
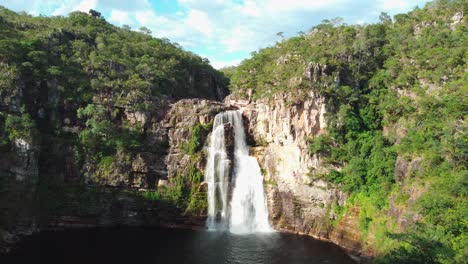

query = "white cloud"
[185,9,213,37]
[109,9,132,25]
[74,0,97,12]
[264,0,343,13]
[50,0,97,16]
[356,19,366,25]
[210,58,242,69]
[178,0,228,12]
[221,26,256,53]
[241,0,261,17]
[134,10,184,38]
[0,0,431,68]
[51,3,71,16]
[379,0,413,12]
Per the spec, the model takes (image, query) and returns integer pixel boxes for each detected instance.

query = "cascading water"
[205,110,271,234]
[205,113,231,229]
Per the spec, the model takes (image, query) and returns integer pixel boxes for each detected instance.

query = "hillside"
[0,7,228,249]
[0,1,466,263]
[227,0,467,263]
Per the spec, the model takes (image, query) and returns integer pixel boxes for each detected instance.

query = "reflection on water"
[2,227,356,264]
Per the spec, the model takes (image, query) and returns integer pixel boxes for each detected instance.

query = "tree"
[276,31,284,39]
[89,9,101,18]
[379,12,392,24]
[139,26,152,35]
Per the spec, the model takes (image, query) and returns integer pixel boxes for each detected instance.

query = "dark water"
[2,227,356,264]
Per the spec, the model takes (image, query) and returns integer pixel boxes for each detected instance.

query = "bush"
[3,107,36,142]
[181,122,212,155]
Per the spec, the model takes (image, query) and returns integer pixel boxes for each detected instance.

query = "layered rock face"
[161,99,234,181]
[1,84,364,256]
[0,139,40,250]
[226,91,362,254]
[82,98,232,188]
[0,96,232,252]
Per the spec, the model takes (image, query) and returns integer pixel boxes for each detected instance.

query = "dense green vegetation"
[0,1,465,262]
[230,0,467,263]
[0,6,225,140]
[181,122,213,155]
[0,7,225,219]
[0,8,224,167]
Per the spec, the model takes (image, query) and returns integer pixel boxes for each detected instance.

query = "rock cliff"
[1,89,368,259]
[1,83,368,259]
[226,91,364,256]
[0,97,232,252]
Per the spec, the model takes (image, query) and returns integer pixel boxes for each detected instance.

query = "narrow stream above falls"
[2,227,356,264]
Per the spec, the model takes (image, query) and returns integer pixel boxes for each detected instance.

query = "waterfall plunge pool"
[2,111,356,263]
[2,227,356,264]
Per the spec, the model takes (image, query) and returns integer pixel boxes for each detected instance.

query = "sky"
[0,0,431,69]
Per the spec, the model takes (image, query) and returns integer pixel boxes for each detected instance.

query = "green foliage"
[185,161,207,215]
[140,190,160,201]
[36,181,103,215]
[264,178,277,186]
[255,136,268,147]
[3,107,37,142]
[0,62,17,92]
[96,156,116,176]
[374,227,457,264]
[230,0,467,262]
[308,134,334,157]
[77,104,143,161]
[181,122,212,155]
[330,202,344,226]
[158,153,207,216]
[0,6,226,181]
[0,5,226,240]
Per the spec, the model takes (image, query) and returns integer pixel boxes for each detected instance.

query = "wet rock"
[161,99,235,179]
[227,91,351,248]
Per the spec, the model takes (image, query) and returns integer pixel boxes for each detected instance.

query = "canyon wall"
[227,92,364,256]
[1,82,365,257]
[0,96,232,252]
[1,86,368,259]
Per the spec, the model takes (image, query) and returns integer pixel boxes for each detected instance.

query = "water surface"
[3,227,356,264]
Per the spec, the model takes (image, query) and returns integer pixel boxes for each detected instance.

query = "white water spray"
[205,110,271,233]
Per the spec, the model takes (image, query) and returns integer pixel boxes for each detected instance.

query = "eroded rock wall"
[227,91,363,254]
[0,97,232,253]
[0,139,40,250]
[161,99,234,182]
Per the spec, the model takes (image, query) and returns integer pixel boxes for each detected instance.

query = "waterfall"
[205,110,271,233]
[206,113,231,229]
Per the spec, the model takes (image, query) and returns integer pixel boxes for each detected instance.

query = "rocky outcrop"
[0,97,233,253]
[76,98,234,189]
[1,81,364,257]
[226,91,363,255]
[0,138,40,253]
[159,99,235,180]
[451,12,463,25]
[1,85,365,257]
[394,156,423,181]
[304,62,328,83]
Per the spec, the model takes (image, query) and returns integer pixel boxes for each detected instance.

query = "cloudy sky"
[0,0,431,68]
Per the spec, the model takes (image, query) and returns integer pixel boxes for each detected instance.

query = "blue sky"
[0,0,431,68]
